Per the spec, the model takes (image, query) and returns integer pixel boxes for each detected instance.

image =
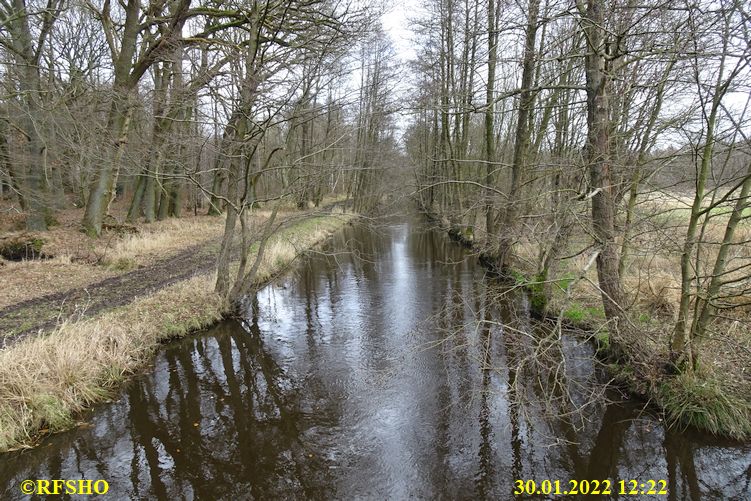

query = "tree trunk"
[8,0,52,230]
[581,0,627,332]
[208,163,225,215]
[82,96,133,234]
[672,50,729,366]
[81,0,162,235]
[497,0,540,270]
[484,0,498,238]
[126,175,145,222]
[693,162,751,341]
[0,115,24,210]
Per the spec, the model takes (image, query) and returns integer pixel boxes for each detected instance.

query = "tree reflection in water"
[1,217,749,500]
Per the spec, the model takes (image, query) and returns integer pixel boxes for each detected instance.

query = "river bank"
[421,203,751,441]
[2,214,748,499]
[0,206,355,452]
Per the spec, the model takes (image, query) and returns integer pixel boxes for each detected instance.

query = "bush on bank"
[426,205,751,441]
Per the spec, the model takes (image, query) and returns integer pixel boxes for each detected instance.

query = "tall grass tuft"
[103,216,226,268]
[657,372,751,440]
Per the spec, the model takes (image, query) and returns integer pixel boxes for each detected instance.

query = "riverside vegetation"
[1,0,749,455]
[427,191,751,440]
[0,0,395,451]
[407,0,751,440]
[0,200,354,451]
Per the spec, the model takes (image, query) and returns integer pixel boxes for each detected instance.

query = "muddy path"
[0,203,350,349]
[0,202,353,348]
[0,239,222,348]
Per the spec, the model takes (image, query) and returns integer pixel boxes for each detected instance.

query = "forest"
[404,0,751,439]
[0,0,750,493]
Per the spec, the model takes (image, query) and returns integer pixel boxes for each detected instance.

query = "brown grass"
[0,258,117,309]
[0,210,228,310]
[251,215,353,283]
[497,190,751,437]
[0,211,354,452]
[101,215,226,269]
[0,274,224,451]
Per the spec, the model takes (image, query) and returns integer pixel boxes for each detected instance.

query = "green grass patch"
[584,305,605,319]
[606,360,635,386]
[657,372,751,440]
[17,320,34,332]
[507,270,552,312]
[562,302,605,324]
[511,269,578,313]
[528,271,547,311]
[553,272,577,292]
[29,394,74,431]
[563,303,585,322]
[595,331,610,351]
[510,270,528,286]
[649,204,751,227]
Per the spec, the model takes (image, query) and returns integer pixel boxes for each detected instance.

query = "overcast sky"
[381,0,418,63]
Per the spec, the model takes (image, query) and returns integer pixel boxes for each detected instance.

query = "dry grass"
[251,215,353,283]
[0,211,278,310]
[657,371,751,439]
[497,190,751,437]
[520,192,751,327]
[624,253,682,317]
[0,274,224,451]
[101,215,226,269]
[0,212,226,309]
[0,196,350,310]
[0,212,354,452]
[0,259,117,309]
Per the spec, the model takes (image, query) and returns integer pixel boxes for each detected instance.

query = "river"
[1,216,749,499]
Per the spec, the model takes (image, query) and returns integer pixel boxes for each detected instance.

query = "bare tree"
[0,0,64,230]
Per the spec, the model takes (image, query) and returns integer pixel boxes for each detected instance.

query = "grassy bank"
[525,273,751,441]
[0,211,354,452]
[423,202,751,441]
[0,213,227,310]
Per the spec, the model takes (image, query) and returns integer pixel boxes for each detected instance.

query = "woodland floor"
[0,239,220,346]
[0,198,338,347]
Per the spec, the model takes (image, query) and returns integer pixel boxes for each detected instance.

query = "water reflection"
[1,217,749,500]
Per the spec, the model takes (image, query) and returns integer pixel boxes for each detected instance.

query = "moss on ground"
[528,281,751,440]
[542,290,751,440]
[0,235,47,261]
[561,303,605,323]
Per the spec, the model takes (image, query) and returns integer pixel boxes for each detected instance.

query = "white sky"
[376,0,751,149]
[381,0,419,63]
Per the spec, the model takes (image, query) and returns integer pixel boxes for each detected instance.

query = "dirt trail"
[0,240,220,348]
[0,203,350,349]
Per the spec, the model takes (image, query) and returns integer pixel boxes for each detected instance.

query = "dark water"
[1,217,750,500]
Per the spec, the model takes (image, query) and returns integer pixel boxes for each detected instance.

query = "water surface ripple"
[1,218,749,500]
